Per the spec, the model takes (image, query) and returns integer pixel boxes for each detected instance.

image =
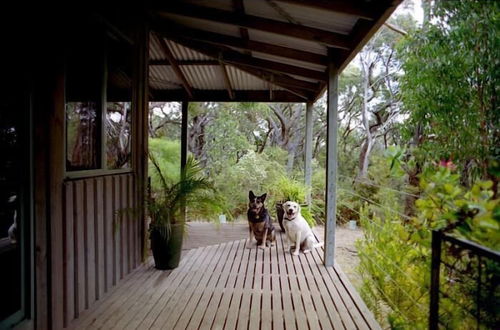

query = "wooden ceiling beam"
[233,0,251,56]
[149,59,219,66]
[155,34,193,98]
[156,30,326,83]
[219,59,235,100]
[150,89,308,103]
[162,36,320,96]
[273,0,377,20]
[155,3,350,49]
[154,22,328,66]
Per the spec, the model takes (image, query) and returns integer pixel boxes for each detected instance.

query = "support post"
[324,52,339,267]
[181,101,189,172]
[132,18,149,263]
[304,102,314,206]
[429,230,442,330]
[181,101,189,221]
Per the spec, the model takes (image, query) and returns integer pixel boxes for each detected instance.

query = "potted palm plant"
[148,153,222,270]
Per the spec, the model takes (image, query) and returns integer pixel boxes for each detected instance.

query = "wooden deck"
[71,231,380,330]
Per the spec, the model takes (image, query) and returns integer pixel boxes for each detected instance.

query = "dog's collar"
[283,215,296,221]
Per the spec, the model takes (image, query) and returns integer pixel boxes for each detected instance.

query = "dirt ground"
[182,220,365,288]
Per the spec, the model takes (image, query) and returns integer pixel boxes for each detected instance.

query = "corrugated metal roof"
[181,65,226,90]
[149,34,164,60]
[252,52,326,72]
[227,66,270,90]
[246,0,356,35]
[159,13,241,38]
[166,40,212,61]
[149,0,402,101]
[149,65,182,90]
[247,29,327,55]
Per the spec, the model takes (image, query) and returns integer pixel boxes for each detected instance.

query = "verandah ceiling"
[148,0,401,102]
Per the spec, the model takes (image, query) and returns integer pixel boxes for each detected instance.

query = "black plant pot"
[150,223,184,270]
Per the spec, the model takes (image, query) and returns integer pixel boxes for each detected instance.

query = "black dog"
[247,191,276,248]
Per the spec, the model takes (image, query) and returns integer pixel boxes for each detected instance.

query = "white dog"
[282,201,323,255]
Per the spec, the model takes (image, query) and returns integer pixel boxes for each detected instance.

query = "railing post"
[429,230,442,330]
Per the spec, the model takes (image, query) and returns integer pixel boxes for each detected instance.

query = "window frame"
[64,26,134,179]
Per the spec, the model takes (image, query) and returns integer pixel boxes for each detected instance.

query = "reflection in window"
[106,35,133,169]
[66,102,99,171]
[106,102,131,169]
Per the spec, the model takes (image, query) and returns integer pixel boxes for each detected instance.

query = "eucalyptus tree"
[400,0,499,187]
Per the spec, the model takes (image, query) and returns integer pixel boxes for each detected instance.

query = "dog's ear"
[260,193,267,202]
[249,191,255,200]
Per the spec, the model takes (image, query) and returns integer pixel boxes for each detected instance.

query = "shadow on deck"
[71,229,379,330]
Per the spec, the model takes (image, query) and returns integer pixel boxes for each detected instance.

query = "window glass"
[65,29,103,171]
[106,37,133,169]
[66,102,99,170]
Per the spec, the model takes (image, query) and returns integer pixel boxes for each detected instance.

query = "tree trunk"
[357,59,373,179]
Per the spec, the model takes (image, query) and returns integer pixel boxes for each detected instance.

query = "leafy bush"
[149,138,181,189]
[265,176,316,227]
[212,150,286,218]
[356,165,499,329]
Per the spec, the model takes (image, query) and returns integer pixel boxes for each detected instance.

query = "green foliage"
[147,152,224,240]
[212,150,286,217]
[205,104,252,175]
[412,167,499,249]
[399,1,500,179]
[148,138,181,186]
[356,164,499,329]
[265,176,316,227]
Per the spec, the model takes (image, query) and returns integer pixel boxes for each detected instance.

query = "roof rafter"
[155,2,350,49]
[161,35,317,99]
[219,58,235,100]
[233,0,251,56]
[150,59,219,66]
[273,0,377,20]
[150,89,307,102]
[156,28,326,82]
[154,21,328,66]
[155,34,193,98]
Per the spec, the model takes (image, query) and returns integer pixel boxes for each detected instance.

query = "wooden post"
[181,101,189,172]
[324,52,339,267]
[429,230,442,330]
[304,102,314,206]
[132,19,149,262]
[181,101,188,222]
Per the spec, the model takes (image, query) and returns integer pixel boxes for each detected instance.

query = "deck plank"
[186,240,241,330]
[70,227,381,330]
[148,245,217,329]
[280,234,310,330]
[210,239,248,329]
[173,242,233,329]
[270,236,284,330]
[277,233,297,330]
[110,249,198,329]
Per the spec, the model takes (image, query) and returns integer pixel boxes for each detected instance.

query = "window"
[106,102,131,168]
[66,101,99,170]
[65,27,103,171]
[65,24,134,173]
[106,37,133,169]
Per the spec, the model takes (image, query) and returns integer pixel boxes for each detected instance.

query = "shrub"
[356,165,499,328]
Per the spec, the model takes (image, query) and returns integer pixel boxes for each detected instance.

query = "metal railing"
[430,230,500,330]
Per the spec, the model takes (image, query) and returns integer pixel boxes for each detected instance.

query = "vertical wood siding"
[62,173,140,327]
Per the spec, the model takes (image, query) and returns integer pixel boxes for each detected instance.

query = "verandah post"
[324,50,339,267]
[181,100,189,221]
[304,102,314,206]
